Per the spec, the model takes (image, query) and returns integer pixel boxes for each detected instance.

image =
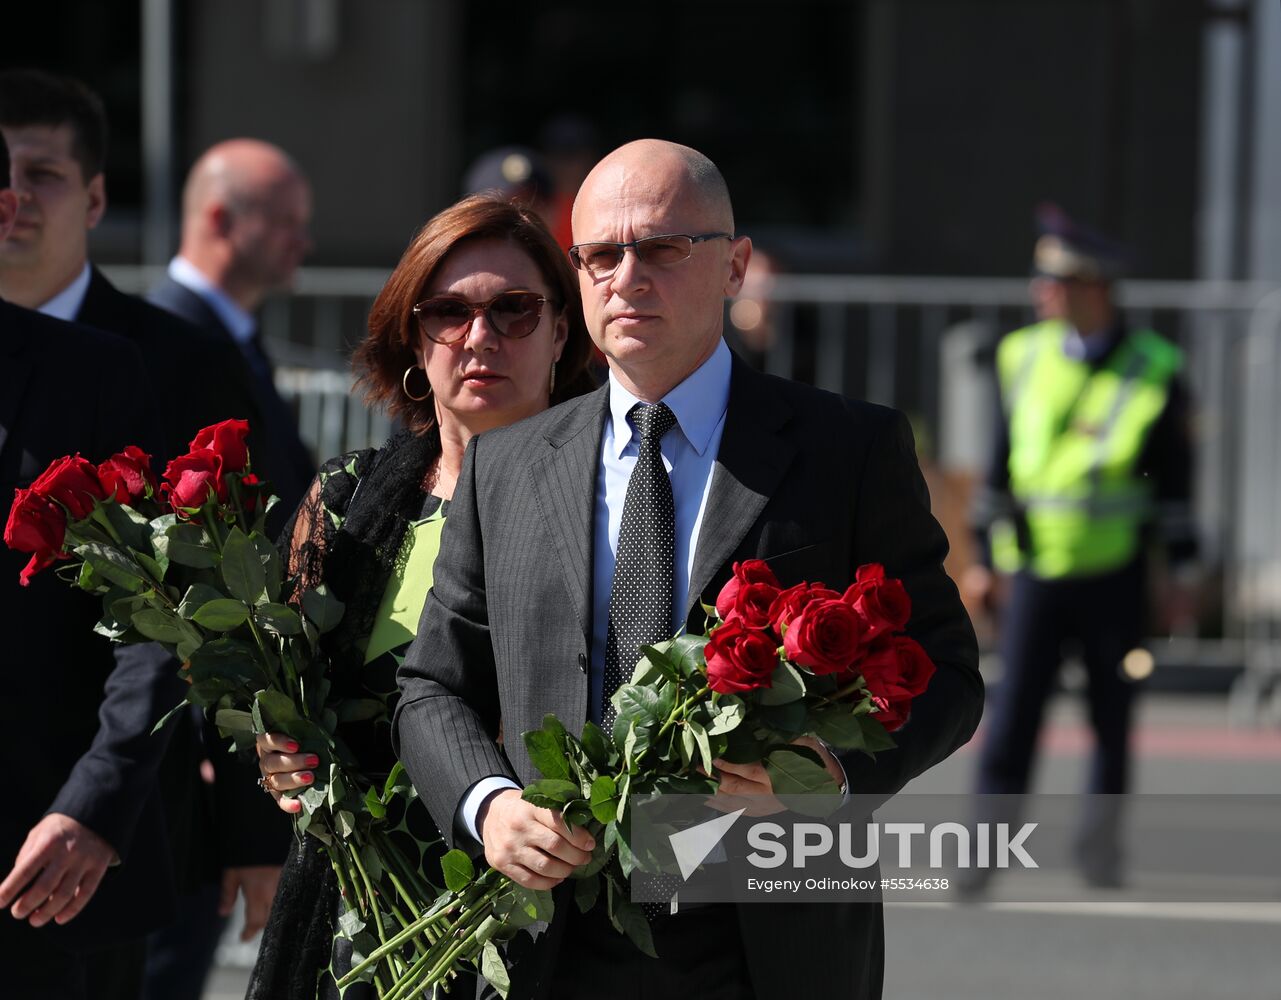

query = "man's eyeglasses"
[568,232,733,276]
[412,291,550,345]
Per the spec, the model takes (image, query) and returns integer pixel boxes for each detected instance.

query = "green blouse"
[363,503,446,665]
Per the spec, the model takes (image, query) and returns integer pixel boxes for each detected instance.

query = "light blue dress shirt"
[34,261,92,321]
[167,256,257,345]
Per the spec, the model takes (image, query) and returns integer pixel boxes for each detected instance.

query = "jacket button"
[577,652,587,673]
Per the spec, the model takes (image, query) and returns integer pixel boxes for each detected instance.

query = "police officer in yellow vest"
[965,206,1197,887]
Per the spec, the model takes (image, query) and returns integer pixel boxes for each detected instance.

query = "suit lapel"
[529,385,609,642]
[686,357,796,616]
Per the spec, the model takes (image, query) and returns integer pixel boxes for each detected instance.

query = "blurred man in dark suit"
[0,127,185,1000]
[148,137,315,521]
[0,69,293,998]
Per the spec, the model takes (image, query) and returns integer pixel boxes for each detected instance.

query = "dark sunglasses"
[412,291,551,344]
[568,232,732,276]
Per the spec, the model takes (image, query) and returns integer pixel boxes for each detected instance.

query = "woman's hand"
[255,732,318,815]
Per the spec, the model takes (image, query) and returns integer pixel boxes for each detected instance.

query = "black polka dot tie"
[602,401,678,735]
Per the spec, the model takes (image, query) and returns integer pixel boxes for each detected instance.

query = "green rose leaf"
[72,542,148,593]
[159,522,220,569]
[612,685,664,729]
[191,598,250,631]
[687,718,714,774]
[253,687,301,731]
[213,708,255,735]
[522,778,581,810]
[811,708,869,750]
[632,642,680,684]
[133,607,190,644]
[221,527,266,605]
[178,583,226,619]
[706,695,746,735]
[250,532,282,604]
[759,659,807,706]
[589,775,618,824]
[255,602,302,635]
[574,872,600,914]
[524,730,571,781]
[363,786,387,820]
[480,940,511,996]
[764,745,840,799]
[579,721,612,771]
[614,898,658,958]
[440,848,475,893]
[856,714,897,754]
[668,632,711,679]
[337,907,365,940]
[301,584,345,634]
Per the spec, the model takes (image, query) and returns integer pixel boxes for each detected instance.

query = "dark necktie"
[602,401,678,733]
[602,402,678,923]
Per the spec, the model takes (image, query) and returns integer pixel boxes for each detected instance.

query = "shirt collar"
[167,256,257,344]
[608,338,732,459]
[34,261,92,322]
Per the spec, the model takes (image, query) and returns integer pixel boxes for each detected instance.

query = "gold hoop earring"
[548,361,557,397]
[402,365,432,402]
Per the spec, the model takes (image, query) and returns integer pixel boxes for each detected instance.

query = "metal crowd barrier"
[104,265,1281,722]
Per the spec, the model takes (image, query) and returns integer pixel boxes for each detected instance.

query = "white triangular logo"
[668,808,747,880]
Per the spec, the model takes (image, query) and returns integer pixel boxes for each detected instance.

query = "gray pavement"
[203,690,1281,999]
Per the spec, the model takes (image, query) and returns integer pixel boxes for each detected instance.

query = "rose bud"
[189,418,251,475]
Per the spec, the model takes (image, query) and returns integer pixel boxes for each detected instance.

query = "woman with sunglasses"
[245,194,596,1000]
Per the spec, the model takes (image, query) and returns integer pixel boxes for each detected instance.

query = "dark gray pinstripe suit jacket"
[394,353,982,999]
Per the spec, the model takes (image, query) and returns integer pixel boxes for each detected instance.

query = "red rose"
[783,598,870,675]
[30,454,106,520]
[4,487,67,586]
[856,635,936,702]
[843,563,911,639]
[189,419,251,475]
[97,445,158,505]
[769,582,841,634]
[162,449,226,513]
[705,617,780,694]
[723,581,781,631]
[714,559,781,620]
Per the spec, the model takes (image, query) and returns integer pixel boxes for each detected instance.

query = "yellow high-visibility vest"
[991,320,1182,578]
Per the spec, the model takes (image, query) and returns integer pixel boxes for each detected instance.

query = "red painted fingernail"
[284,741,299,753]
[300,771,314,784]
[304,754,320,768]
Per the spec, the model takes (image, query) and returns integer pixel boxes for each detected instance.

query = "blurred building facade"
[12,0,1278,283]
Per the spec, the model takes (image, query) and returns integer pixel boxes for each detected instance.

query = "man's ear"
[85,173,107,230]
[723,235,753,298]
[0,189,17,242]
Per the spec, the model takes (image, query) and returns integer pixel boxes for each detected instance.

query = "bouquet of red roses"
[3,420,455,997]
[340,559,935,998]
